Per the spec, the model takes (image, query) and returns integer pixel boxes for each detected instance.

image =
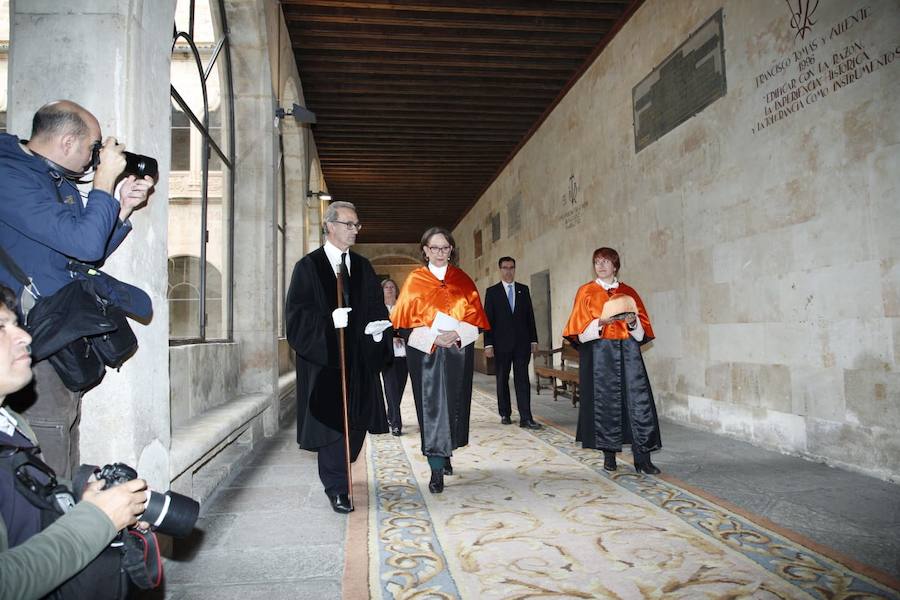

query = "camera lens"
[141,490,200,538]
[123,152,159,182]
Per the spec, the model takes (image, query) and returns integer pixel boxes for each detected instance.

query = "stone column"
[223,0,279,434]
[7,0,177,489]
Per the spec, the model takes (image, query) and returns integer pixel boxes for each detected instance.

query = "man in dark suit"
[483,257,542,429]
[285,201,391,514]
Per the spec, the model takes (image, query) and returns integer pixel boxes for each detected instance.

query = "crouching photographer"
[0,285,194,600]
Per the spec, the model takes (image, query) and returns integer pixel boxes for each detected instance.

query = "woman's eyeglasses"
[428,246,452,254]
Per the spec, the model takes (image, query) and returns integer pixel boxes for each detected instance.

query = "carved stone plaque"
[633,9,726,152]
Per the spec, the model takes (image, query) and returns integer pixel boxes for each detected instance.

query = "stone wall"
[455,0,900,481]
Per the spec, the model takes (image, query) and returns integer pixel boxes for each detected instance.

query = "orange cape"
[391,265,490,330]
[562,281,654,341]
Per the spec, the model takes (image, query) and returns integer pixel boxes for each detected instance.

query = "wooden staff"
[335,265,353,505]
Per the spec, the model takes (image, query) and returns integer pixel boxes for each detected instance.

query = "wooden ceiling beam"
[299,71,567,89]
[284,7,616,34]
[306,94,547,110]
[282,0,626,20]
[297,62,565,80]
[295,50,582,71]
[292,37,590,59]
[287,23,603,47]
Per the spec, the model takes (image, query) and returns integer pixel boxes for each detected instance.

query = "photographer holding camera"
[0,100,154,480]
[0,284,150,600]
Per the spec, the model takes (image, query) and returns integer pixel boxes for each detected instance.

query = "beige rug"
[362,389,899,599]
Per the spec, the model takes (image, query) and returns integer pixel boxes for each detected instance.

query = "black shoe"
[634,459,661,475]
[428,469,444,493]
[603,451,617,472]
[500,416,512,425]
[326,493,354,513]
[519,420,543,430]
[443,459,453,476]
[390,426,401,436]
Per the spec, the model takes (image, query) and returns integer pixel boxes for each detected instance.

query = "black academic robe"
[575,337,662,454]
[285,247,390,449]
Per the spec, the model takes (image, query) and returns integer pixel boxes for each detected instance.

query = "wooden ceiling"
[283,0,642,243]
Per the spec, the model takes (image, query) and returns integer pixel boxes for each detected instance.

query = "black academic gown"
[285,247,390,449]
[575,337,662,454]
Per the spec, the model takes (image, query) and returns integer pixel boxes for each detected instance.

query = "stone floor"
[153,372,900,599]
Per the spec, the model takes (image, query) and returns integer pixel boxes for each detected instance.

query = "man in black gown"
[285,201,391,513]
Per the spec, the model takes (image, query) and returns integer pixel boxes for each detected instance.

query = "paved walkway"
[154,372,900,599]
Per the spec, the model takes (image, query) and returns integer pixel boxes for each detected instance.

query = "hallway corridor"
[159,373,900,599]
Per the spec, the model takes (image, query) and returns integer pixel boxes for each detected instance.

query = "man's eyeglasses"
[428,246,452,254]
[332,220,363,231]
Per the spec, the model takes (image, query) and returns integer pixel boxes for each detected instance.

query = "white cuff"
[456,321,480,348]
[407,326,437,354]
[578,319,601,343]
[628,319,645,342]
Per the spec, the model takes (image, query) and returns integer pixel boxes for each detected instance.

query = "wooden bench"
[533,340,580,406]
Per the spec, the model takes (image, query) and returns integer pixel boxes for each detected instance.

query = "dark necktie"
[339,252,351,307]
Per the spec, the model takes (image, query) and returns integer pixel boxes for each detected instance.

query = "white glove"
[364,320,392,342]
[332,307,352,328]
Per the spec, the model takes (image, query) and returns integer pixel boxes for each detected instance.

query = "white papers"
[457,321,479,348]
[431,311,459,332]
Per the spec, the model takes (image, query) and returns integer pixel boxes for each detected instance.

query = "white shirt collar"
[428,262,448,280]
[595,277,619,291]
[323,241,350,275]
[0,407,18,436]
[503,281,515,289]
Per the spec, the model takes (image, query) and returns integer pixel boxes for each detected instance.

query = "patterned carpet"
[364,389,900,599]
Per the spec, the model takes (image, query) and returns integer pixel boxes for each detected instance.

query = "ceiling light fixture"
[307,191,332,202]
[275,102,317,124]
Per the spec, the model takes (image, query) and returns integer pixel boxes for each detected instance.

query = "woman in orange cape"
[562,247,662,474]
[391,227,489,493]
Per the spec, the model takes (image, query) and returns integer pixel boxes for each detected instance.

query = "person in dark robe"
[380,278,408,437]
[391,227,489,494]
[562,247,662,474]
[285,201,391,513]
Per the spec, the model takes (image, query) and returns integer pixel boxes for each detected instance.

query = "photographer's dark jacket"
[285,247,391,449]
[0,408,118,600]
[0,133,132,302]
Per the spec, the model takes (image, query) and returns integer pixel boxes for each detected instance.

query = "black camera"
[89,142,159,181]
[97,463,199,538]
[122,151,159,181]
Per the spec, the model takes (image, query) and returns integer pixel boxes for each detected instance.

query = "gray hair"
[322,200,357,235]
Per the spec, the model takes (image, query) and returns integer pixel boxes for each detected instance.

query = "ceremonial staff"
[335,263,354,505]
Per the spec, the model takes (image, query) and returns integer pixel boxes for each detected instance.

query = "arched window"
[168,0,234,341]
[168,256,223,338]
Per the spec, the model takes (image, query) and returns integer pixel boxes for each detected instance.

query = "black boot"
[428,469,445,493]
[443,458,453,476]
[603,451,617,472]
[633,452,661,475]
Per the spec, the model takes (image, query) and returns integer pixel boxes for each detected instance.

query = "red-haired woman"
[562,247,662,474]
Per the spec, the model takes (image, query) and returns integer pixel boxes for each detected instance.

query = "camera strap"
[122,529,164,589]
[29,148,92,184]
[0,444,76,516]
